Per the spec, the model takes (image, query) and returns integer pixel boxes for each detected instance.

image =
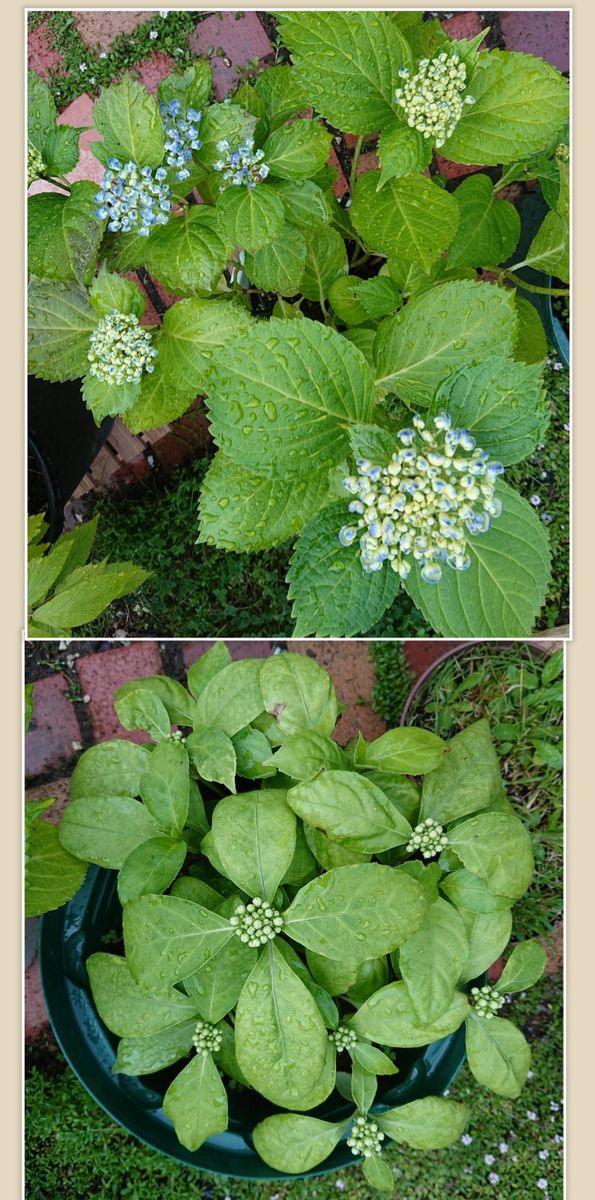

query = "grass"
[375,641,564,945]
[25,977,562,1200]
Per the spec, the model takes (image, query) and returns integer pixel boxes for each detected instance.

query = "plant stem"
[46,176,71,192]
[502,270,569,295]
[349,135,364,196]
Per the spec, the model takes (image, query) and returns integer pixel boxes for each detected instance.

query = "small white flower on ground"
[79,63,87,71]
[553,362,563,370]
[527,1111,538,1121]
[461,1133,473,1145]
[100,51,107,58]
[499,1142,509,1154]
[527,1071,534,1079]
[160,8,169,15]
[550,1101,560,1111]
[530,495,541,506]
[488,1173,500,1185]
[539,1150,549,1160]
[336,1180,345,1191]
[537,1180,548,1191]
[149,30,159,39]
[485,1154,495,1165]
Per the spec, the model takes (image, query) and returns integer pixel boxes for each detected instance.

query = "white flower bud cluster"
[192,1018,223,1055]
[394,52,475,148]
[229,897,284,947]
[471,985,506,1019]
[339,413,504,584]
[347,1116,385,1159]
[169,730,186,744]
[555,143,569,162]
[407,818,449,859]
[28,143,46,186]
[329,1025,358,1052]
[212,137,270,190]
[87,311,158,386]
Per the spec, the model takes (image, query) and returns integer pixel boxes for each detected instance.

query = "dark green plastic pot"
[508,187,569,368]
[39,867,469,1181]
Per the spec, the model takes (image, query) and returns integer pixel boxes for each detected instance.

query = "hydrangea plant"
[48,644,547,1188]
[27,12,569,636]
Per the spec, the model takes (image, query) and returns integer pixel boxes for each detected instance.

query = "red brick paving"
[500,10,570,73]
[442,12,483,41]
[75,10,154,53]
[76,642,164,744]
[27,22,63,80]
[25,677,82,780]
[188,11,273,100]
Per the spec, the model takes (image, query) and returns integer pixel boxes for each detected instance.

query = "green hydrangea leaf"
[70,740,149,801]
[113,1021,197,1076]
[428,357,548,466]
[420,719,504,826]
[116,675,196,727]
[198,451,331,551]
[358,728,446,776]
[399,898,469,1024]
[28,183,105,287]
[466,1013,530,1098]
[203,316,375,479]
[235,941,328,1108]
[348,980,469,1047]
[123,894,234,992]
[521,209,569,281]
[139,740,190,836]
[287,770,412,854]
[82,375,140,423]
[183,935,257,1024]
[377,122,433,188]
[362,1153,394,1193]
[440,868,513,916]
[263,119,332,180]
[28,280,98,383]
[260,653,339,737]
[284,863,429,962]
[377,1097,470,1149]
[277,12,411,135]
[288,502,400,638]
[145,207,230,296]
[268,731,346,782]
[216,184,285,254]
[124,298,251,433]
[41,124,81,176]
[513,295,548,365]
[92,78,164,168]
[58,795,157,870]
[404,481,551,637]
[157,62,212,112]
[187,727,237,794]
[373,280,517,404]
[88,263,145,318]
[195,659,264,737]
[448,812,534,901]
[25,812,88,918]
[351,1040,397,1075]
[448,173,521,268]
[493,939,546,996]
[253,1113,349,1174]
[87,952,197,1037]
[28,71,57,152]
[459,909,513,984]
[186,642,231,700]
[351,173,459,272]
[253,64,310,131]
[244,223,307,295]
[269,179,330,230]
[232,728,277,780]
[197,101,257,168]
[163,1052,228,1151]
[443,50,569,165]
[117,836,187,906]
[300,226,349,302]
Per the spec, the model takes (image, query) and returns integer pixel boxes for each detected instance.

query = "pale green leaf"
[216,184,285,254]
[304,825,370,870]
[183,935,256,1024]
[163,1052,228,1151]
[254,64,310,131]
[195,658,264,737]
[268,731,346,781]
[448,173,520,267]
[86,952,197,1037]
[145,206,229,297]
[466,1013,530,1098]
[186,642,231,700]
[269,179,330,230]
[359,728,446,776]
[428,357,548,466]
[459,909,513,984]
[70,740,150,801]
[210,789,296,900]
[494,939,546,995]
[377,123,433,188]
[139,740,190,835]
[373,280,517,404]
[25,818,87,917]
[348,981,469,1047]
[187,727,237,794]
[197,452,331,551]
[448,812,534,900]
[420,720,504,825]
[513,295,548,365]
[377,1097,470,1149]
[300,226,348,302]
[28,183,105,287]
[263,120,332,180]
[260,652,339,737]
[287,771,411,853]
[117,836,186,906]
[93,78,164,167]
[351,173,459,272]
[88,263,145,318]
[58,795,157,869]
[440,868,513,915]
[399,898,469,1024]
[31,561,148,631]
[113,1020,196,1076]
[244,223,307,295]
[123,894,233,991]
[521,209,569,281]
[253,1113,348,1174]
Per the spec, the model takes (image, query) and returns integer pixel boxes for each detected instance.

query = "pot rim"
[400,639,550,727]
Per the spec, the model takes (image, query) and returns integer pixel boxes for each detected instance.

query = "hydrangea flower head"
[160,97,203,182]
[471,984,506,1019]
[212,136,269,190]
[329,1025,358,1052]
[192,1019,223,1055]
[28,143,46,186]
[407,817,448,859]
[395,52,475,147]
[94,158,172,236]
[338,413,504,584]
[229,897,284,948]
[347,1116,385,1159]
[87,311,158,386]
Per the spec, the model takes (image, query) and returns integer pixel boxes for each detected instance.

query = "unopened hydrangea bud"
[338,413,503,583]
[87,310,158,386]
[347,1115,385,1159]
[394,52,474,147]
[169,730,186,744]
[192,1018,223,1055]
[555,143,569,162]
[228,896,284,948]
[329,1025,358,1052]
[160,98,203,181]
[407,817,448,859]
[471,984,505,1019]
[28,142,46,186]
[212,136,269,190]
[94,158,172,236]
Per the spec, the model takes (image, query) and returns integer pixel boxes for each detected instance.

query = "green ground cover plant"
[28,11,569,637]
[27,646,549,1187]
[374,642,563,944]
[25,962,562,1199]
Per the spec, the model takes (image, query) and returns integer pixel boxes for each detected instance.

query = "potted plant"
[34,644,547,1189]
[28,12,569,636]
